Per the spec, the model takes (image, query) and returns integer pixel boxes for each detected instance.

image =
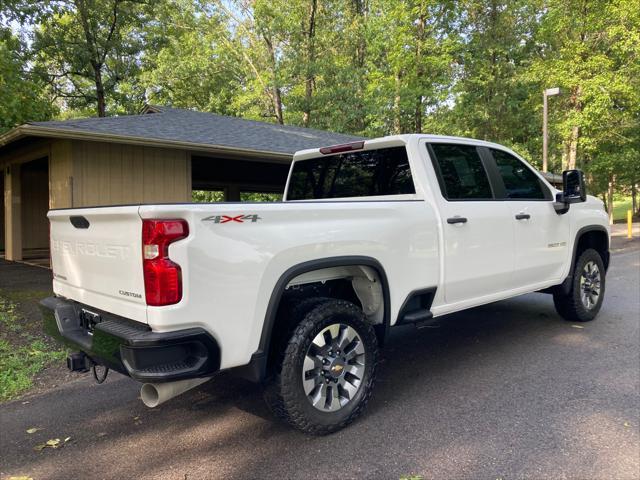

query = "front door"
[427,143,515,305]
[488,148,570,287]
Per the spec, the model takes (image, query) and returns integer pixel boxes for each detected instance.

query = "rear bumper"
[39,296,220,383]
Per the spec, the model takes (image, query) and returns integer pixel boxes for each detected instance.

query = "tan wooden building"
[0,105,361,263]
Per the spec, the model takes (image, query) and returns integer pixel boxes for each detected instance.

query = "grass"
[612,196,634,222]
[0,292,67,402]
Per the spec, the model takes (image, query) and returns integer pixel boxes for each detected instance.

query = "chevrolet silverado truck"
[41,134,610,434]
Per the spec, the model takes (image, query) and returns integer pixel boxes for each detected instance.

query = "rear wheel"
[553,248,606,322]
[264,298,379,435]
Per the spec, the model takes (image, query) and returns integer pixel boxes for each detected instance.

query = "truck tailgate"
[48,206,147,323]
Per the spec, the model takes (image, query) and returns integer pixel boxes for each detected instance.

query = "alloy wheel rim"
[579,260,601,310]
[302,323,366,412]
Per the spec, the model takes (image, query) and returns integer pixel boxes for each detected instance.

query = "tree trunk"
[567,126,579,170]
[263,34,284,125]
[607,174,615,225]
[93,64,107,117]
[302,0,318,128]
[393,71,402,134]
[76,0,107,117]
[632,182,637,215]
[350,0,367,132]
[566,85,582,170]
[272,86,284,125]
[414,10,425,133]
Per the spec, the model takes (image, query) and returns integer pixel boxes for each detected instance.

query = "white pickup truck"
[41,134,610,434]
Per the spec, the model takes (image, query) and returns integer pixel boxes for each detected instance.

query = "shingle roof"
[27,105,364,156]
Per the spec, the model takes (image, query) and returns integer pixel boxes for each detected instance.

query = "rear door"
[487,148,570,286]
[426,143,515,305]
[49,206,147,323]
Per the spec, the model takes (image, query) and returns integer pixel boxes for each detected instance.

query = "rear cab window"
[287,146,415,200]
[427,143,494,200]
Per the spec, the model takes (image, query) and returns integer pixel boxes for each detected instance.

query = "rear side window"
[287,146,415,200]
[429,144,493,200]
[491,149,546,200]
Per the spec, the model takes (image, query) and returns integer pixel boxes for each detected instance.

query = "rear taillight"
[142,219,189,306]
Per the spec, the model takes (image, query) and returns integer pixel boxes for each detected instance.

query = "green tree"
[525,0,640,173]
[140,1,241,115]
[0,28,55,132]
[361,0,457,136]
[7,0,155,117]
[441,0,542,162]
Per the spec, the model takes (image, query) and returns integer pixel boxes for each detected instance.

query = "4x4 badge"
[202,214,261,224]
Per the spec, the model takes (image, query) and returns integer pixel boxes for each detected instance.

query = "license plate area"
[80,309,102,333]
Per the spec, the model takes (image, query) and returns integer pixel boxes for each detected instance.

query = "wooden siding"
[70,141,191,207]
[49,140,73,209]
[3,163,21,260]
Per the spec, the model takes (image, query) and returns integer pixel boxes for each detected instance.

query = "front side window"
[429,144,493,200]
[491,149,545,200]
[287,146,415,200]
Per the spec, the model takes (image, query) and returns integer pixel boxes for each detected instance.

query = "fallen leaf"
[46,438,61,448]
[624,422,630,427]
[7,476,33,480]
[33,443,46,451]
[26,427,41,434]
[571,325,584,329]
[64,436,72,442]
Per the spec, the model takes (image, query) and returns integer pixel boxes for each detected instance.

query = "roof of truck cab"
[292,133,515,160]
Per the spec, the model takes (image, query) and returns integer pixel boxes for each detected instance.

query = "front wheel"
[264,299,379,435]
[553,248,606,322]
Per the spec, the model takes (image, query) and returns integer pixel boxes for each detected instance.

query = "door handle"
[515,213,531,220]
[447,216,468,224]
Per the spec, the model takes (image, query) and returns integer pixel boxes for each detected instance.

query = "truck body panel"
[44,133,610,381]
[49,206,147,323]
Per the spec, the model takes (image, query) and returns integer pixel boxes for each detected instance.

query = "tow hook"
[66,352,110,384]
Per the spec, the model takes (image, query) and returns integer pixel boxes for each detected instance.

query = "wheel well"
[265,264,387,378]
[576,229,609,270]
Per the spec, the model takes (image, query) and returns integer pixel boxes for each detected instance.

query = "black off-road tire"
[263,298,379,435]
[553,248,606,322]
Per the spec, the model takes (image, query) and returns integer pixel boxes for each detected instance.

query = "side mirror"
[562,169,587,203]
[554,169,586,214]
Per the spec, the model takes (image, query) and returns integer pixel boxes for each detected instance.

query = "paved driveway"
[1,244,638,480]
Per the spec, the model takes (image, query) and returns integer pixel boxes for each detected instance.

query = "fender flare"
[559,225,610,295]
[238,256,390,382]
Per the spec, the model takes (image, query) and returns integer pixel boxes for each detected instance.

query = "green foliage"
[6,0,156,116]
[2,0,638,200]
[240,192,282,202]
[0,294,66,402]
[0,28,54,132]
[192,190,225,202]
[191,190,282,202]
[0,338,66,401]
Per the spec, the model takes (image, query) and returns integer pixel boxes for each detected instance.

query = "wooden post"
[4,163,22,261]
[226,185,241,202]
